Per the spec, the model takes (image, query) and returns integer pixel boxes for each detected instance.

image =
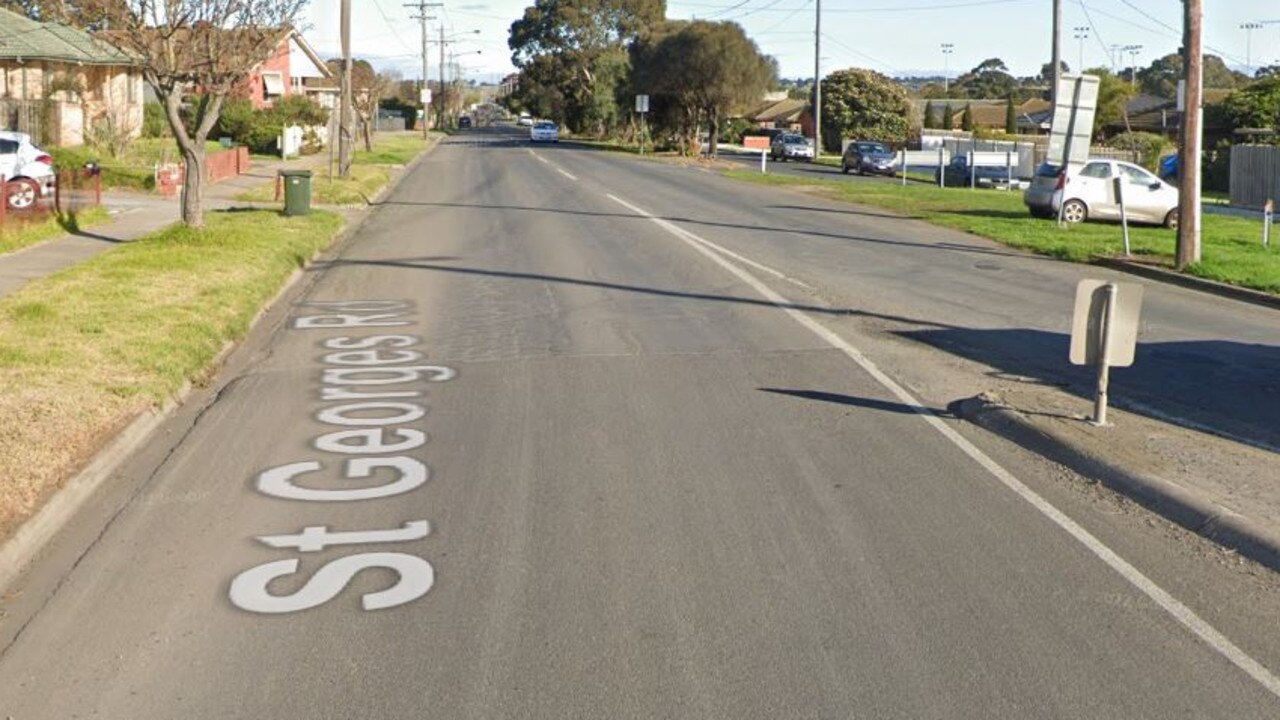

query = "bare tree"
[85,0,308,227]
[346,61,393,151]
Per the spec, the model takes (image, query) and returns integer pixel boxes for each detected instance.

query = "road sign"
[1070,279,1143,367]
[635,94,649,113]
[420,89,432,105]
[1047,74,1100,169]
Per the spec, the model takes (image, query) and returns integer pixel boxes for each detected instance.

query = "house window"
[261,72,285,100]
[291,76,304,92]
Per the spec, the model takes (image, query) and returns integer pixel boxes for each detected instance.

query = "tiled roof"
[0,7,132,65]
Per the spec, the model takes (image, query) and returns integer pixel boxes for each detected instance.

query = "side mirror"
[1149,182,1161,191]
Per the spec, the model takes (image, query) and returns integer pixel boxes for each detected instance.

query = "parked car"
[770,133,814,162]
[0,131,55,210]
[936,154,1022,189]
[458,116,472,128]
[530,121,560,142]
[517,112,534,127]
[1023,159,1180,227]
[842,141,896,175]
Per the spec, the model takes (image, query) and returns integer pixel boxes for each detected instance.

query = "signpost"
[1264,199,1274,249]
[1047,74,1101,226]
[635,94,649,155]
[1070,279,1144,426]
[1114,177,1131,256]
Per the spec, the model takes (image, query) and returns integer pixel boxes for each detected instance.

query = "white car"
[1026,159,1180,228]
[0,131,56,210]
[530,121,560,143]
[517,112,533,127]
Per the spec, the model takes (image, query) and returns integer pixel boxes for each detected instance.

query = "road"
[2,124,1279,718]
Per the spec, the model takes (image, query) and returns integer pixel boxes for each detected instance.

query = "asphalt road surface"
[3,125,1280,718]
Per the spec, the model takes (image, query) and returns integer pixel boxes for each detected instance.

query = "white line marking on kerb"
[605,192,1280,701]
[556,168,578,181]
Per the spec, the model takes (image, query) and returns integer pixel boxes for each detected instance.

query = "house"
[242,28,332,110]
[913,98,1051,132]
[1101,90,1233,142]
[0,7,142,147]
[741,97,808,130]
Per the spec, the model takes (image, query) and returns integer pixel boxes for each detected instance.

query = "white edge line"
[556,168,578,181]
[604,191,1280,701]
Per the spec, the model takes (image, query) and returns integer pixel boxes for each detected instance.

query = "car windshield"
[785,136,808,145]
[859,143,889,154]
[535,122,557,129]
[1035,162,1061,178]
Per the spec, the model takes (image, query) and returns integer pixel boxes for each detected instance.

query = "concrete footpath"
[0,152,326,300]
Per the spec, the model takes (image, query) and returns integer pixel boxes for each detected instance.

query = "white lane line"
[605,192,1280,701]
[527,149,550,164]
[556,167,578,181]
[603,196,813,290]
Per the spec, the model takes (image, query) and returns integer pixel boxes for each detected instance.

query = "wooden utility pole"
[1177,0,1203,268]
[405,2,442,138]
[812,0,821,157]
[338,0,353,177]
[439,25,446,129]
[1051,0,1062,104]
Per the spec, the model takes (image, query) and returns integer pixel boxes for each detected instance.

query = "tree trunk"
[180,145,206,228]
[362,116,373,151]
[707,105,720,159]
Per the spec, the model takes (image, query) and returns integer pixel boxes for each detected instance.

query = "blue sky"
[304,0,1280,83]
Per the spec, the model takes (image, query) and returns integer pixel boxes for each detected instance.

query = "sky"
[303,0,1280,85]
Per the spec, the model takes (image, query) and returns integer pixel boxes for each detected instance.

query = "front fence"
[1230,145,1280,211]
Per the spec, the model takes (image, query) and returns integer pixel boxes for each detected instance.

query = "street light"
[1121,44,1143,86]
[1241,22,1264,75]
[941,43,954,93]
[1073,26,1088,72]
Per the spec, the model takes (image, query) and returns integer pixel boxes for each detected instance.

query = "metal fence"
[1230,144,1280,211]
[917,132,1140,178]
[0,99,43,143]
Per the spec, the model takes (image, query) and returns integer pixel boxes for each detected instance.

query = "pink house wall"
[243,36,293,110]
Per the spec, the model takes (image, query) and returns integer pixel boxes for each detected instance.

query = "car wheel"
[1061,199,1088,224]
[1164,208,1179,229]
[5,178,39,210]
[841,164,850,174]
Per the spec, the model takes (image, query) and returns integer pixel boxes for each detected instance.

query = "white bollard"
[761,149,767,174]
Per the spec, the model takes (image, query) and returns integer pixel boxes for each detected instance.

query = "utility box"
[280,169,312,216]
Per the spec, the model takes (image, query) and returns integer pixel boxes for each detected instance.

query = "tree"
[1004,96,1016,134]
[631,20,775,156]
[818,67,912,149]
[86,0,308,227]
[960,102,974,131]
[1089,67,1137,140]
[941,103,954,130]
[1222,76,1280,135]
[1257,65,1280,80]
[1138,53,1244,98]
[332,59,394,151]
[1039,60,1070,82]
[951,57,1019,99]
[508,0,664,134]
[923,100,937,130]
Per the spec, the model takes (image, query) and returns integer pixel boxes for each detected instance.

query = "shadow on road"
[759,388,944,416]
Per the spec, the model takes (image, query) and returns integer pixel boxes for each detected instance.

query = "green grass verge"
[237,132,432,206]
[725,170,1280,294]
[0,208,344,540]
[0,206,111,256]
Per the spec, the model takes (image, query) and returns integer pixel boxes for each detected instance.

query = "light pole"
[428,29,480,129]
[1122,44,1143,86]
[1073,26,1088,72]
[1241,22,1263,76]
[446,49,482,125]
[941,43,954,93]
[813,0,822,157]
[1109,44,1123,72]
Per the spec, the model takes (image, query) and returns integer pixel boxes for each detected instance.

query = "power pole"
[1177,0,1203,268]
[813,0,821,157]
[1051,0,1062,103]
[405,2,443,138]
[338,0,353,177]
[439,24,446,130]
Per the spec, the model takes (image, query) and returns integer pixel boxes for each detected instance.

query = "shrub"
[213,95,331,154]
[142,102,169,138]
[1106,131,1174,170]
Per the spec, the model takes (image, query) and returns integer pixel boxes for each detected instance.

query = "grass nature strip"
[237,132,435,206]
[725,170,1280,294]
[0,206,111,256]
[0,209,343,542]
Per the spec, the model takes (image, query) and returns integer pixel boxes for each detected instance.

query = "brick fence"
[156,146,251,197]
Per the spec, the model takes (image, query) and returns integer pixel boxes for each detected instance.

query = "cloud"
[457,3,489,10]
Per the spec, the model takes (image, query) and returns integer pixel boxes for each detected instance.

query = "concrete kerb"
[1093,256,1280,312]
[0,137,441,594]
[954,395,1280,573]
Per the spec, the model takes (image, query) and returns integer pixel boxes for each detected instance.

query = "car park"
[1023,159,1180,227]
[842,141,896,175]
[0,131,55,210]
[530,121,560,142]
[770,133,814,162]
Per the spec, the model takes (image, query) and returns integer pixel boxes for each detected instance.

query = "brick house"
[242,28,331,110]
[0,7,143,147]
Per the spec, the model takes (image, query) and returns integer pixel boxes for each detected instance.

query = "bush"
[142,102,169,138]
[721,117,753,144]
[213,95,331,154]
[1106,131,1174,170]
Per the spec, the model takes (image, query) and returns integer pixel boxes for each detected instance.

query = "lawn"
[0,206,110,256]
[0,208,344,543]
[237,132,435,206]
[725,170,1280,294]
[51,139,224,192]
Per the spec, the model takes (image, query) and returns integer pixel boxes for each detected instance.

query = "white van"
[517,112,533,127]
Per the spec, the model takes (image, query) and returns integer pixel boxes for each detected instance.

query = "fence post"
[939,147,945,188]
[54,170,62,213]
[970,151,976,190]
[1265,199,1274,249]
[901,150,907,187]
[94,169,101,207]
[1006,151,1014,188]
[0,176,7,227]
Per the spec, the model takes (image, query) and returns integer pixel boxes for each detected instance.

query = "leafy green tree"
[1088,67,1137,140]
[1138,53,1245,98]
[923,100,937,130]
[631,20,775,156]
[508,0,665,134]
[818,67,911,149]
[1004,96,1016,134]
[941,103,954,130]
[960,102,974,131]
[951,58,1018,99]
[1221,76,1280,135]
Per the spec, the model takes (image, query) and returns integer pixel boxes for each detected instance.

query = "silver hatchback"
[1024,159,1180,228]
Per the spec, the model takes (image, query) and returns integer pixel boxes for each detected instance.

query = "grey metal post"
[1264,199,1273,249]
[901,150,907,187]
[1093,282,1118,426]
[1006,150,1013,187]
[1115,177,1131,256]
[813,0,822,158]
[970,150,976,190]
[761,148,767,174]
[938,147,945,187]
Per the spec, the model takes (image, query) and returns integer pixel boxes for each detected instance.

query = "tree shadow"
[759,388,945,416]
